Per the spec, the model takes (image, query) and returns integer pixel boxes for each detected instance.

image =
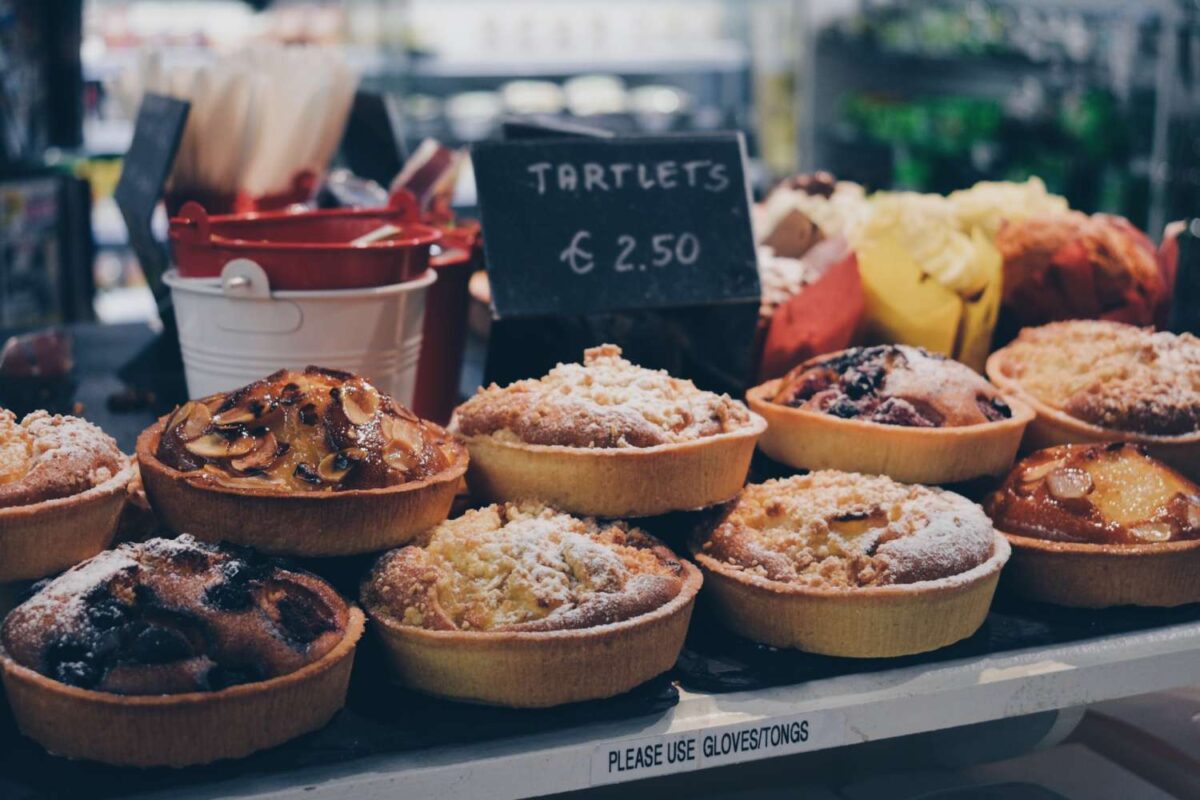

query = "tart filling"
[990,320,1200,437]
[0,410,126,509]
[697,471,997,589]
[452,345,753,448]
[770,344,1012,428]
[0,535,349,695]
[363,502,687,632]
[986,443,1200,546]
[155,366,464,493]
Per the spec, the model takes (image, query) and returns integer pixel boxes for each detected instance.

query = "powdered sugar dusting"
[0,410,125,508]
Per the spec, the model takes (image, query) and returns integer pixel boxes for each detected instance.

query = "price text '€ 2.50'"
[559,231,701,276]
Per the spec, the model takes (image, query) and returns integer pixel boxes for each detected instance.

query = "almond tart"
[0,535,364,766]
[747,345,1033,483]
[0,409,135,582]
[450,345,765,517]
[137,367,468,557]
[986,320,1200,479]
[692,471,1010,657]
[361,501,701,707]
[986,443,1200,607]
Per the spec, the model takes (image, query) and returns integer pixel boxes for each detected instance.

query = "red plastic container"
[412,220,482,423]
[168,192,442,291]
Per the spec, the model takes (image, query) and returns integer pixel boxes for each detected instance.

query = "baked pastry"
[450,345,765,517]
[137,366,468,556]
[361,501,701,707]
[692,471,1009,657]
[986,443,1200,607]
[0,409,135,581]
[986,320,1200,477]
[0,535,363,766]
[747,345,1033,483]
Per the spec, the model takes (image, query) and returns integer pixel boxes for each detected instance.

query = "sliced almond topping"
[1130,522,1173,543]
[185,433,236,459]
[1045,468,1093,500]
[231,431,279,472]
[1187,497,1200,530]
[1021,459,1065,483]
[212,406,256,426]
[382,415,423,454]
[384,441,418,471]
[317,450,355,483]
[169,401,213,442]
[342,385,381,426]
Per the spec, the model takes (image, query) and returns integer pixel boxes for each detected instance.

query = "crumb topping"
[155,366,465,492]
[986,443,1200,545]
[0,409,126,509]
[363,501,685,632]
[698,471,996,589]
[772,344,1012,427]
[452,345,753,448]
[0,536,349,695]
[992,320,1200,436]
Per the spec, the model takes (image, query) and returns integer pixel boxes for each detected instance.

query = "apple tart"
[747,344,1032,483]
[0,409,135,581]
[987,443,1200,607]
[137,367,468,556]
[361,501,701,707]
[692,471,1009,657]
[986,320,1200,477]
[450,345,765,517]
[0,535,363,766]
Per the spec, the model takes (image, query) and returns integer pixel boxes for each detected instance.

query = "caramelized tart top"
[985,443,1200,545]
[154,366,465,493]
[771,344,1012,428]
[0,536,350,695]
[362,501,687,632]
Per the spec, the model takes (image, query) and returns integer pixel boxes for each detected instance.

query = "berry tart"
[361,501,701,707]
[986,320,1200,478]
[136,367,468,556]
[747,345,1033,483]
[0,536,363,766]
[0,409,135,581]
[986,443,1200,607]
[692,471,1009,657]
[450,345,765,517]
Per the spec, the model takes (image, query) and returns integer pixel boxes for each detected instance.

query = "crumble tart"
[137,367,468,556]
[986,443,1200,607]
[450,345,765,517]
[361,501,701,707]
[0,535,363,766]
[747,345,1033,483]
[692,471,1009,657]
[0,409,135,581]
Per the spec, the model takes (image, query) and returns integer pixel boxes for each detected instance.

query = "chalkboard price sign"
[114,93,190,304]
[473,134,760,319]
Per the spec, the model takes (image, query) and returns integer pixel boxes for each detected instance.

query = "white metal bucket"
[163,259,437,404]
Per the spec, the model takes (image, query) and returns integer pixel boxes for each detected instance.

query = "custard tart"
[362,501,701,707]
[0,409,135,581]
[986,320,1200,478]
[747,344,1033,483]
[137,367,468,556]
[987,443,1200,607]
[450,345,764,517]
[692,471,1009,657]
[0,535,363,766]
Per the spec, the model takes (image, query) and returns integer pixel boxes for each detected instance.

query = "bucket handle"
[221,259,274,299]
[210,259,304,334]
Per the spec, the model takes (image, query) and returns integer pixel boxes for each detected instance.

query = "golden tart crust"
[987,320,1200,477]
[362,502,701,707]
[450,345,764,517]
[137,368,468,557]
[0,536,363,766]
[0,410,134,582]
[693,472,1009,657]
[987,444,1200,607]
[748,346,1032,483]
